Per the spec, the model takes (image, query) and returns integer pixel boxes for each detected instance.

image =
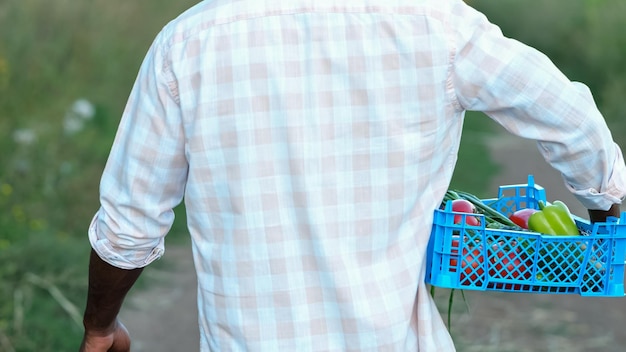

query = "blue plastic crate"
[425,175,626,297]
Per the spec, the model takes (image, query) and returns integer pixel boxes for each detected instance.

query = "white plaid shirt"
[89,0,626,350]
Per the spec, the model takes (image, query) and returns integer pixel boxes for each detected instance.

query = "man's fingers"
[108,322,132,352]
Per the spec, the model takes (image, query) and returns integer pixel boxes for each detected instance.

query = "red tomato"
[460,247,485,284]
[449,236,485,285]
[450,237,461,271]
[451,199,475,213]
[451,199,480,226]
[489,243,531,290]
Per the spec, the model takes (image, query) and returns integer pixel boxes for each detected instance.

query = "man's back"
[127,1,459,350]
[88,0,626,350]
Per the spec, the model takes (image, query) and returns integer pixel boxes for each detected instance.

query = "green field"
[1,0,624,350]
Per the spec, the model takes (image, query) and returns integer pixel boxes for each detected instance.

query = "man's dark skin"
[588,204,621,225]
[80,250,143,352]
[79,204,621,351]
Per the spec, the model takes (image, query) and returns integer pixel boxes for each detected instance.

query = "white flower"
[63,98,95,135]
[13,128,37,146]
[71,98,95,120]
[63,116,84,135]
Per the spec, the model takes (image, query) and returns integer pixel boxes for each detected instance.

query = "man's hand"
[79,319,131,352]
[587,203,624,294]
[588,203,621,223]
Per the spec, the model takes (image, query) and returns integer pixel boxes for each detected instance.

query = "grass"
[0,0,623,350]
[451,112,502,195]
[0,1,198,351]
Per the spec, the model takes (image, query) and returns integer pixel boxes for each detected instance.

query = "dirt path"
[120,241,199,351]
[120,132,625,352]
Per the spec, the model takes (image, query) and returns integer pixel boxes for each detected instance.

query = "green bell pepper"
[527,200,579,236]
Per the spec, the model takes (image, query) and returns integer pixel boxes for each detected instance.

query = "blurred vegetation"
[0,0,623,350]
[0,1,198,350]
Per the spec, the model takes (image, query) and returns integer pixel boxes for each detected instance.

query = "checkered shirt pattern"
[88,0,626,350]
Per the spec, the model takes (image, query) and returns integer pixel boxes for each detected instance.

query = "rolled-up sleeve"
[449,1,626,211]
[89,30,188,269]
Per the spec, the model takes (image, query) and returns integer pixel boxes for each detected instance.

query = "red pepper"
[508,208,538,229]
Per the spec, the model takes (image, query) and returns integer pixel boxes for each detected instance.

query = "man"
[80,0,626,351]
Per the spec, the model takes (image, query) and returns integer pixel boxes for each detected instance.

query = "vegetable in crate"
[489,242,532,290]
[450,199,480,226]
[527,200,579,236]
[444,190,521,229]
[489,242,532,280]
[449,236,484,285]
[508,208,538,229]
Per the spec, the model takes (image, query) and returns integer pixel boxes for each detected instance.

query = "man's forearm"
[83,249,144,334]
[588,203,621,223]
